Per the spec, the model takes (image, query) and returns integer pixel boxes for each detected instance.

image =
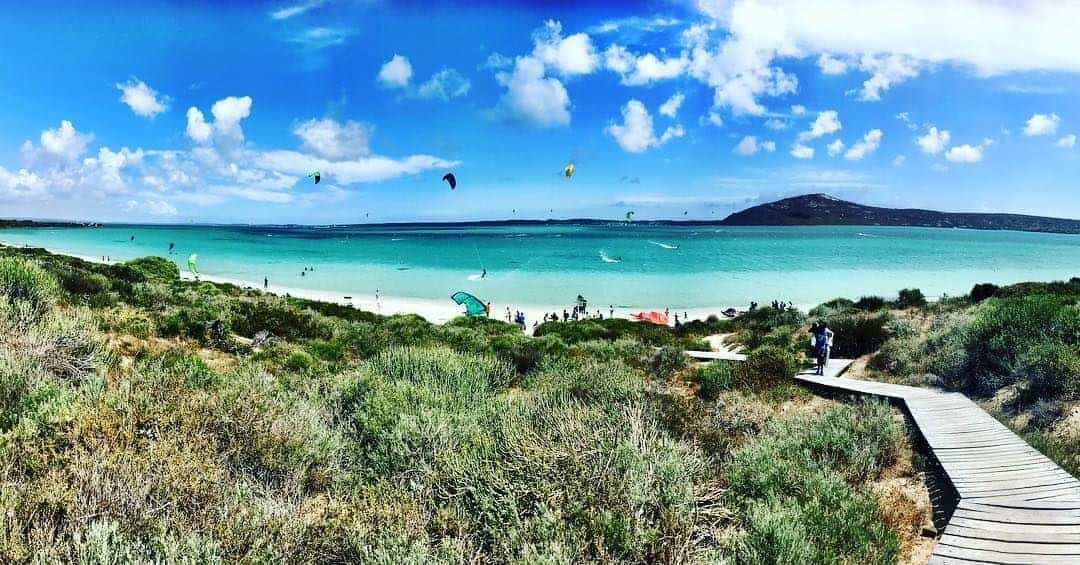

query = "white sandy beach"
[11,243,739,335]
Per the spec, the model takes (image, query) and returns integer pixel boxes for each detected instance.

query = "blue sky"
[2,0,1080,223]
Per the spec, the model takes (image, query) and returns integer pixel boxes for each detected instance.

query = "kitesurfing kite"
[308,171,321,184]
[168,242,175,253]
[563,163,575,179]
[625,211,635,223]
[187,254,199,277]
[442,173,457,190]
[451,291,487,317]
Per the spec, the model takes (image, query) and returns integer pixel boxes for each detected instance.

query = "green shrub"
[0,257,60,320]
[827,312,892,358]
[693,361,736,400]
[381,314,435,347]
[742,345,799,387]
[809,298,855,319]
[1022,343,1080,400]
[125,256,180,282]
[896,288,926,308]
[491,333,566,373]
[229,297,331,340]
[59,268,110,297]
[873,336,920,375]
[649,346,688,378]
[970,283,999,302]
[284,350,317,373]
[853,295,886,311]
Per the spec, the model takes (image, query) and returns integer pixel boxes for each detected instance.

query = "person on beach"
[484,302,491,317]
[609,305,614,318]
[264,277,268,289]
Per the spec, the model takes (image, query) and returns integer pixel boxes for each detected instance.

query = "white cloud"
[844,128,883,160]
[944,144,982,163]
[116,79,168,118]
[482,52,514,70]
[790,143,814,159]
[124,198,178,216]
[34,120,94,162]
[763,118,787,130]
[734,135,760,156]
[916,126,950,155]
[790,104,806,116]
[893,154,906,166]
[254,151,455,185]
[294,118,370,159]
[817,53,848,75]
[378,55,413,88]
[856,54,919,101]
[186,108,212,143]
[290,27,351,50]
[702,111,724,127]
[895,111,917,130]
[826,139,844,157]
[1057,134,1077,148]
[798,110,841,141]
[659,92,685,118]
[532,20,599,76]
[210,96,252,144]
[604,44,689,86]
[496,56,570,127]
[270,0,324,20]
[606,99,682,153]
[1023,113,1060,136]
[688,0,1080,113]
[762,141,776,152]
[417,68,471,101]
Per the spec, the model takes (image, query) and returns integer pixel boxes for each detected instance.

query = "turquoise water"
[0,224,1076,309]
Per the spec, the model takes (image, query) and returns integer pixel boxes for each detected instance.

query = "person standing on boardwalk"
[811,322,834,375]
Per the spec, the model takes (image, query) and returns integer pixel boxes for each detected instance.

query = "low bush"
[1022,343,1080,400]
[125,256,180,282]
[854,295,887,311]
[827,311,892,358]
[0,257,60,320]
[742,345,799,387]
[693,360,737,400]
[896,288,927,309]
[490,332,567,373]
[970,282,999,302]
[649,346,688,379]
[229,296,332,341]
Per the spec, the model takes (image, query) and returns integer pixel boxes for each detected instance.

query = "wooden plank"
[953,508,1080,525]
[948,516,1080,535]
[940,533,1080,555]
[933,542,1080,564]
[958,502,1080,521]
[945,524,1080,544]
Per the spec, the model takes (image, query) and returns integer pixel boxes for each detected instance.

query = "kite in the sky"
[625,211,635,222]
[563,163,575,178]
[308,171,321,184]
[451,291,487,317]
[168,242,175,254]
[442,172,457,190]
[187,254,199,277]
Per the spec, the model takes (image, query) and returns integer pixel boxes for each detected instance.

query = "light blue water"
[0,224,1076,309]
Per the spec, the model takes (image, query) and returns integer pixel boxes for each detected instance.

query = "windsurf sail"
[451,291,487,317]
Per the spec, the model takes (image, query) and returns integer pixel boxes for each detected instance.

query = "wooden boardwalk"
[795,360,1080,564]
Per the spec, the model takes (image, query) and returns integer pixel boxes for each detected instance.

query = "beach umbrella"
[451,291,487,317]
[442,172,457,190]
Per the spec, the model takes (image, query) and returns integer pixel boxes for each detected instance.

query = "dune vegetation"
[821,280,1080,476]
[0,246,929,563]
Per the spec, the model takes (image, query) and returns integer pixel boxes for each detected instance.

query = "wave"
[600,251,622,263]
[648,240,679,249]
[856,232,878,238]
[390,238,404,241]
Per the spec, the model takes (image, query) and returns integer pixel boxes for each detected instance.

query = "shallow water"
[1,223,1076,309]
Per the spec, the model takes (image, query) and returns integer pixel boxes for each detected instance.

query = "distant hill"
[720,194,1080,235]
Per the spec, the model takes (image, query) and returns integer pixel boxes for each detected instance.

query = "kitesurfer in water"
[481,268,487,279]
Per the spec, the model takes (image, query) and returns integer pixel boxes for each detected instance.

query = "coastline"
[3,241,742,333]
